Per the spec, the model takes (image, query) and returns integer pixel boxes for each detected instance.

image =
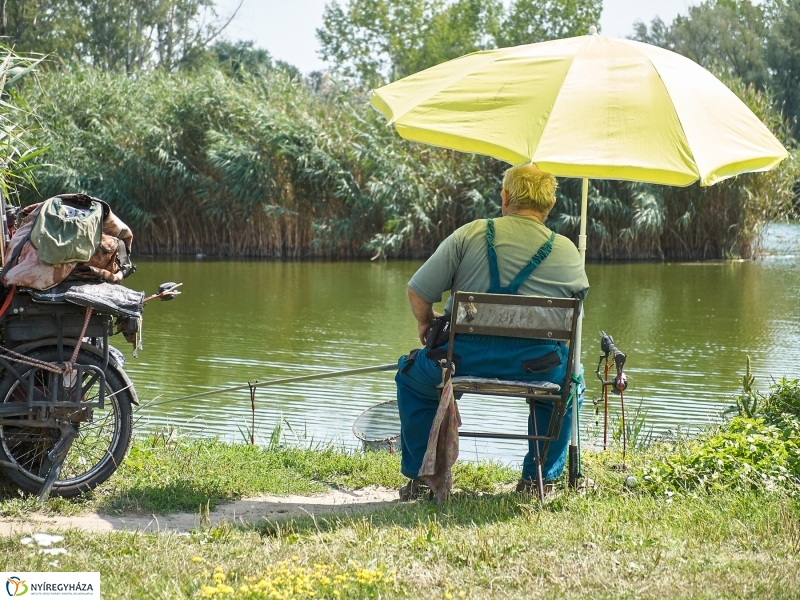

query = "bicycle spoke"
[1,378,119,484]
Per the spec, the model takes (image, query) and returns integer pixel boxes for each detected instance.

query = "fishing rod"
[595,331,629,460]
[143,362,398,409]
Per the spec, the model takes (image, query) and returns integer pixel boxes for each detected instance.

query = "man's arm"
[408,287,441,345]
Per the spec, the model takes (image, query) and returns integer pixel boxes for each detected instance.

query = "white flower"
[31,533,65,547]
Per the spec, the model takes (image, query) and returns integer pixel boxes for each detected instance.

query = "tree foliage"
[1,0,235,72]
[498,0,602,48]
[633,0,767,87]
[765,1,800,135]
[632,0,800,137]
[317,0,600,87]
[317,0,503,87]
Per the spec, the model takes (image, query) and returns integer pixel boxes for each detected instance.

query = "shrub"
[641,371,800,495]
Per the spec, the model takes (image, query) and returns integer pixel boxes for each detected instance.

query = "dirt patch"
[0,486,398,535]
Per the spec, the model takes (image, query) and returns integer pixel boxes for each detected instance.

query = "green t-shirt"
[409,214,589,313]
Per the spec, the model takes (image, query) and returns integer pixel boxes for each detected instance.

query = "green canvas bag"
[30,196,104,265]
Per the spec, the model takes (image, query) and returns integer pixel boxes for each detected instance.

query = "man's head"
[501,164,557,218]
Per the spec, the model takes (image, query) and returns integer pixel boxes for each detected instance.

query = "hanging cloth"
[418,365,461,503]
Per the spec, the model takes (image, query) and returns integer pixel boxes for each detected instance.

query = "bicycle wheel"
[0,347,133,497]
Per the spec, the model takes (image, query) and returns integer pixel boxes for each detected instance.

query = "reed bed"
[17,68,798,260]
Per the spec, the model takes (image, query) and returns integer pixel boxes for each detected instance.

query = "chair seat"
[440,376,561,396]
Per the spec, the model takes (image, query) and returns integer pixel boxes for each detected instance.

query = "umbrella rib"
[639,52,700,183]
[526,45,581,164]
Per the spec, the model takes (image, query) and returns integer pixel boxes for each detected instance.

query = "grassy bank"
[3,487,799,599]
[1,433,799,599]
[0,435,515,518]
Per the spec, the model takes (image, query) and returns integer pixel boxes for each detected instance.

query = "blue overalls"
[396,219,580,482]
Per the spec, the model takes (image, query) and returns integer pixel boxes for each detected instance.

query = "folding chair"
[443,291,580,501]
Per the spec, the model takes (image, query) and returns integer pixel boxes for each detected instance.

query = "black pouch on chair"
[426,348,461,370]
[424,316,451,349]
[521,349,562,374]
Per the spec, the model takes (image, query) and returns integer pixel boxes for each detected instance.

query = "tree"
[415,0,503,72]
[210,40,301,80]
[632,1,767,88]
[317,0,602,87]
[0,0,85,61]
[498,0,602,47]
[317,0,502,87]
[318,0,431,87]
[765,0,800,134]
[1,0,239,72]
[631,16,669,48]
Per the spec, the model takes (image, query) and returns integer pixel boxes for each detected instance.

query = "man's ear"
[501,189,510,210]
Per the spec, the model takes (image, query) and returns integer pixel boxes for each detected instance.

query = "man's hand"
[417,315,442,346]
[408,287,441,345]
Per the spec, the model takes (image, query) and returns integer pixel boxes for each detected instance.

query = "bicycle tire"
[0,347,133,497]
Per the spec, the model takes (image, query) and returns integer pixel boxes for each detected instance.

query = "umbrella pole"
[569,177,589,488]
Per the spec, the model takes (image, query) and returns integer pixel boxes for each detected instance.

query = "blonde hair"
[502,164,557,214]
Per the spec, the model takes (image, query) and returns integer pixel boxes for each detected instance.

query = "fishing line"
[143,362,398,409]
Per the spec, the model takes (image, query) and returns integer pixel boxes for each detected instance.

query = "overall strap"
[506,231,556,294]
[485,218,502,292]
[486,216,556,295]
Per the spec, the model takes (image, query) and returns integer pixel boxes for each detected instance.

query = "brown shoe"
[515,477,556,496]
[399,479,432,502]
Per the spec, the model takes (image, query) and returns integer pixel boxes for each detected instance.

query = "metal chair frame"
[444,291,580,500]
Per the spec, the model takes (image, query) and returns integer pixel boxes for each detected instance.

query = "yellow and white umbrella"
[371,29,787,187]
[371,28,789,482]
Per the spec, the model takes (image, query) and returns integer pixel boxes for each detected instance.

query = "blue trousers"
[396,335,580,482]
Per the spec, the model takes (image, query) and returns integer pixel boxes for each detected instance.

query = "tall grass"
[0,45,47,204]
[17,67,797,259]
[17,68,499,258]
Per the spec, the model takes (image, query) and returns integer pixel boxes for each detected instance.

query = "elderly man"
[395,164,589,499]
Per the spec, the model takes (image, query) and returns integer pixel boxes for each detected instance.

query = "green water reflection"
[122,224,800,464]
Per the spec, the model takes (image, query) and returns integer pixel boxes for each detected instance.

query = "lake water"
[120,222,800,466]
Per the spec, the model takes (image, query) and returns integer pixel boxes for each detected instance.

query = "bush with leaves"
[642,366,800,496]
[642,416,800,494]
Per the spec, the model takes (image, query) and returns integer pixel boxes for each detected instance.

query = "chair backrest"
[447,291,580,398]
[450,292,579,342]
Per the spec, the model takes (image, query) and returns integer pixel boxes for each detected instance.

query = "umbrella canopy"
[371,31,789,486]
[371,33,788,186]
